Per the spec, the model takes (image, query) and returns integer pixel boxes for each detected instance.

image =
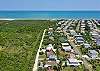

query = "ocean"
[0,11,100,19]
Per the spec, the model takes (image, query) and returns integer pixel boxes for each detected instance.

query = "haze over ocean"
[0,11,100,19]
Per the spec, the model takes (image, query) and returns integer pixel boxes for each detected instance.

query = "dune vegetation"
[0,20,55,71]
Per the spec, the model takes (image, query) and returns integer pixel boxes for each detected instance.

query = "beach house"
[47,55,57,61]
[88,50,98,59]
[90,31,98,37]
[67,58,80,66]
[48,28,53,36]
[69,30,77,36]
[83,43,91,48]
[61,43,72,52]
[46,44,53,52]
[96,38,100,46]
[74,35,84,45]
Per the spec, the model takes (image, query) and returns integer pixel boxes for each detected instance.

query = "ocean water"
[0,11,100,19]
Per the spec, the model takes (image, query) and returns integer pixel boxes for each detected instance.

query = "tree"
[91,42,97,49]
[53,65,58,70]
[85,24,90,32]
[58,59,63,71]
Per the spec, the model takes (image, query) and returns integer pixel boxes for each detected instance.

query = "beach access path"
[32,29,46,71]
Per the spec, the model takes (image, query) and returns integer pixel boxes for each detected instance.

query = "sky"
[0,0,100,11]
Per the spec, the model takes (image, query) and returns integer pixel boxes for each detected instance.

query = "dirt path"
[32,29,46,71]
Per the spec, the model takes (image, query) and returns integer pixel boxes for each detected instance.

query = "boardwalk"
[32,29,46,71]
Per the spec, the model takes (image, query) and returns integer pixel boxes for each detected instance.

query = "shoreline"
[0,18,100,21]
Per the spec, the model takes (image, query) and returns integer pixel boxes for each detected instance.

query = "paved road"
[76,20,81,33]
[32,29,46,71]
[63,20,93,71]
[90,20,100,37]
[92,19,100,25]
[75,20,93,71]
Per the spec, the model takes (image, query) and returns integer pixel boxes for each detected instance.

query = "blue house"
[74,35,84,45]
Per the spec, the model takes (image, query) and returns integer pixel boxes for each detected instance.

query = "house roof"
[62,46,71,51]
[96,38,100,46]
[81,24,85,26]
[82,20,85,22]
[49,28,53,30]
[90,31,98,36]
[49,55,57,59]
[64,26,68,29]
[88,22,92,25]
[75,38,84,42]
[57,27,61,30]
[83,43,91,48]
[47,51,54,57]
[61,43,69,46]
[46,44,53,50]
[89,50,98,54]
[75,37,83,40]
[46,61,57,66]
[44,64,51,68]
[74,35,82,37]
[68,58,78,63]
[59,37,67,43]
[70,30,77,35]
[58,21,65,24]
[76,40,84,43]
[81,25,85,28]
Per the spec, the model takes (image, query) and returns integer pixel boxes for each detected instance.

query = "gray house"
[61,43,72,52]
[88,50,98,59]
[83,43,91,48]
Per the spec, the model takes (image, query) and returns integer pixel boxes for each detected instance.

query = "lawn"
[0,20,55,71]
[82,32,92,43]
[96,25,100,30]
[63,65,84,71]
[88,59,100,71]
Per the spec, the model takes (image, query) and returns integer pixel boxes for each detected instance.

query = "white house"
[61,43,72,51]
[56,27,62,32]
[90,31,98,36]
[58,21,65,25]
[46,44,53,51]
[67,58,80,66]
[81,25,85,28]
[49,28,53,31]
[83,43,91,48]
[74,34,82,38]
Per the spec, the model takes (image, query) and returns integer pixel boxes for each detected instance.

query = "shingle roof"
[96,38,100,46]
[89,50,98,54]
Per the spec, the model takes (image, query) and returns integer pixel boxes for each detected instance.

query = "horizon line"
[0,10,100,11]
